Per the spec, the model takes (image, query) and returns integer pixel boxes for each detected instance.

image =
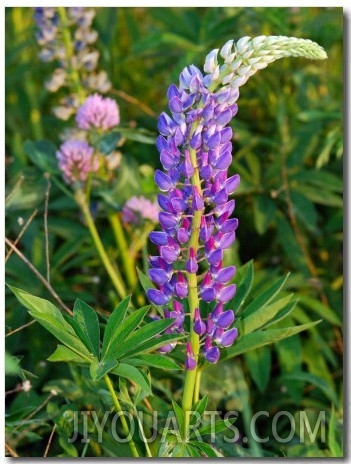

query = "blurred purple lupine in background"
[33,7,111,119]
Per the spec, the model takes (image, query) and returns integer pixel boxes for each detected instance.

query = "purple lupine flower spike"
[147,47,242,369]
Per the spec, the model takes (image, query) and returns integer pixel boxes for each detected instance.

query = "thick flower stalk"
[146,36,327,405]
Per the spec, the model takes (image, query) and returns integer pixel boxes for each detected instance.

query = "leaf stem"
[75,189,127,300]
[104,374,139,457]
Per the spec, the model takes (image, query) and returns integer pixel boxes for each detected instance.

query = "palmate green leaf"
[8,285,92,361]
[244,346,271,394]
[47,344,90,364]
[253,195,276,235]
[23,139,60,174]
[72,299,100,357]
[280,372,339,407]
[120,333,185,359]
[90,357,119,382]
[172,400,185,439]
[136,267,164,316]
[262,300,297,328]
[242,294,296,334]
[193,415,237,437]
[124,354,181,370]
[328,407,343,457]
[101,296,131,358]
[298,294,342,327]
[96,131,122,154]
[113,318,177,359]
[189,441,222,457]
[102,306,150,363]
[241,273,290,318]
[219,320,321,363]
[193,396,208,422]
[231,260,254,314]
[290,190,318,232]
[111,362,152,396]
[296,185,343,208]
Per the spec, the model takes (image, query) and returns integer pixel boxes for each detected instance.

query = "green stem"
[108,212,137,291]
[57,7,86,104]
[181,130,204,435]
[193,369,202,404]
[104,374,139,457]
[76,189,127,300]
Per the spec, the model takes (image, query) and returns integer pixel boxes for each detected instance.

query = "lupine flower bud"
[185,342,197,370]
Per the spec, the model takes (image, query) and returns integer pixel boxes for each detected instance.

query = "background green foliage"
[5,7,343,458]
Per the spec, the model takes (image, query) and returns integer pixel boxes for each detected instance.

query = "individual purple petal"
[174,273,188,298]
[216,231,236,249]
[149,231,169,246]
[185,341,197,370]
[154,170,173,192]
[201,287,216,302]
[207,248,223,266]
[186,248,198,274]
[158,194,173,212]
[220,218,239,234]
[158,342,176,354]
[216,327,238,347]
[218,284,236,303]
[160,245,180,264]
[215,108,232,126]
[147,288,169,306]
[214,150,232,170]
[157,112,175,136]
[220,126,233,143]
[207,131,221,150]
[169,95,183,113]
[160,149,178,170]
[167,84,180,100]
[203,337,220,363]
[213,266,236,284]
[214,188,228,205]
[193,308,206,336]
[149,268,170,286]
[192,186,204,211]
[215,310,235,329]
[226,174,240,194]
[159,212,178,229]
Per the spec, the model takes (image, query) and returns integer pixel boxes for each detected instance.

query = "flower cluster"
[33,7,111,119]
[147,35,328,370]
[56,140,98,184]
[76,93,120,131]
[56,93,121,183]
[147,65,240,367]
[122,196,159,226]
